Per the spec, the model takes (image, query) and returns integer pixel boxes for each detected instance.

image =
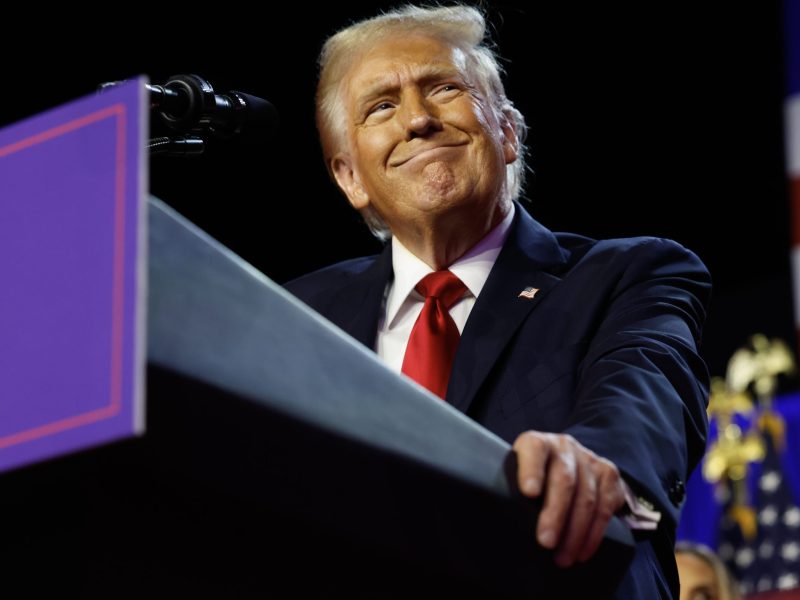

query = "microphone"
[148,74,278,142]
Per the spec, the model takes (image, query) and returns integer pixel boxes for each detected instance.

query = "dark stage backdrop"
[1,1,791,377]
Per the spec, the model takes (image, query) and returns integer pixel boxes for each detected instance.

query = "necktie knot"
[415,271,467,310]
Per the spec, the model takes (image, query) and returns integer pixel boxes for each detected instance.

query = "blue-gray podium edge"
[147,195,513,495]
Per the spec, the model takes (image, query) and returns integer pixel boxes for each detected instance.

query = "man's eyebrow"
[354,65,464,110]
[688,584,717,598]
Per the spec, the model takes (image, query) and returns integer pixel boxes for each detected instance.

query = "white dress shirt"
[376,204,515,372]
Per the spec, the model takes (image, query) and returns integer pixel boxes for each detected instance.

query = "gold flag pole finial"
[726,334,794,450]
[703,334,796,539]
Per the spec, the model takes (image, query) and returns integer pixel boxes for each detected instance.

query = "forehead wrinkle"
[352,61,465,109]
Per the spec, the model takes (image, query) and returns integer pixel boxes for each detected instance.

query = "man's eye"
[436,84,459,94]
[371,102,394,113]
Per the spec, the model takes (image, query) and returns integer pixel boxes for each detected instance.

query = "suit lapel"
[446,208,568,414]
[334,244,393,349]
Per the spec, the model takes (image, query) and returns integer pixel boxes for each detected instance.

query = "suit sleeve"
[562,238,711,528]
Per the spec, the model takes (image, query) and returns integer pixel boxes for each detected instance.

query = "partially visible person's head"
[676,541,741,600]
[316,4,528,240]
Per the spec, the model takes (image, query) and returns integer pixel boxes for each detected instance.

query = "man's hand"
[512,431,626,567]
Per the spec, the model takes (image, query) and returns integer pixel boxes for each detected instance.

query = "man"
[287,5,710,598]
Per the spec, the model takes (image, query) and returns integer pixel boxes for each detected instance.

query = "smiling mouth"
[391,143,468,167]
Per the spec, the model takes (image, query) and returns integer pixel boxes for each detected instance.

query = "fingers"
[576,460,626,563]
[553,454,597,567]
[535,436,578,553]
[513,431,552,498]
[512,432,570,550]
[512,430,628,567]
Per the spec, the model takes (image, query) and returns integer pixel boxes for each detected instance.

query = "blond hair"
[316,4,529,240]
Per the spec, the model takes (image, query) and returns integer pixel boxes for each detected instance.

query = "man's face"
[331,34,517,238]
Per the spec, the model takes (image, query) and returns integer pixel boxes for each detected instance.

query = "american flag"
[518,287,539,299]
[787,0,800,349]
[676,391,800,598]
[717,434,800,595]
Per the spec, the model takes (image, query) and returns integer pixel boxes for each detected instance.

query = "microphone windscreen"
[231,91,279,142]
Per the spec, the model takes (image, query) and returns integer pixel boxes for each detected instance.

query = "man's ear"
[499,112,519,165]
[331,154,370,210]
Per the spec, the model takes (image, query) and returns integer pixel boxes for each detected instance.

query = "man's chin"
[415,161,464,201]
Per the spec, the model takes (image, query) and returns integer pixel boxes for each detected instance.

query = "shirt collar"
[385,203,516,327]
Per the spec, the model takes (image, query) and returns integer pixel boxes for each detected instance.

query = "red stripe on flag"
[792,178,800,246]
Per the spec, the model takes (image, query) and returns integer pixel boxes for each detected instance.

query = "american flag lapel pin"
[518,286,539,300]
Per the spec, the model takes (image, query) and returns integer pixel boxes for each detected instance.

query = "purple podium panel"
[0,77,148,473]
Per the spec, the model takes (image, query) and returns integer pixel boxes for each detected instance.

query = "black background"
[0,3,795,596]
[2,1,793,377]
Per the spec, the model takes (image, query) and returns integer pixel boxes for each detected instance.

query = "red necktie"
[401,271,467,399]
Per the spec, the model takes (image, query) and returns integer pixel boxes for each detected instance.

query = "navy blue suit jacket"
[286,205,711,598]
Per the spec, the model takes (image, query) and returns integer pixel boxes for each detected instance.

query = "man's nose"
[401,91,443,139]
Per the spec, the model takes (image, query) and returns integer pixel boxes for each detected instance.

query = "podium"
[0,83,634,598]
